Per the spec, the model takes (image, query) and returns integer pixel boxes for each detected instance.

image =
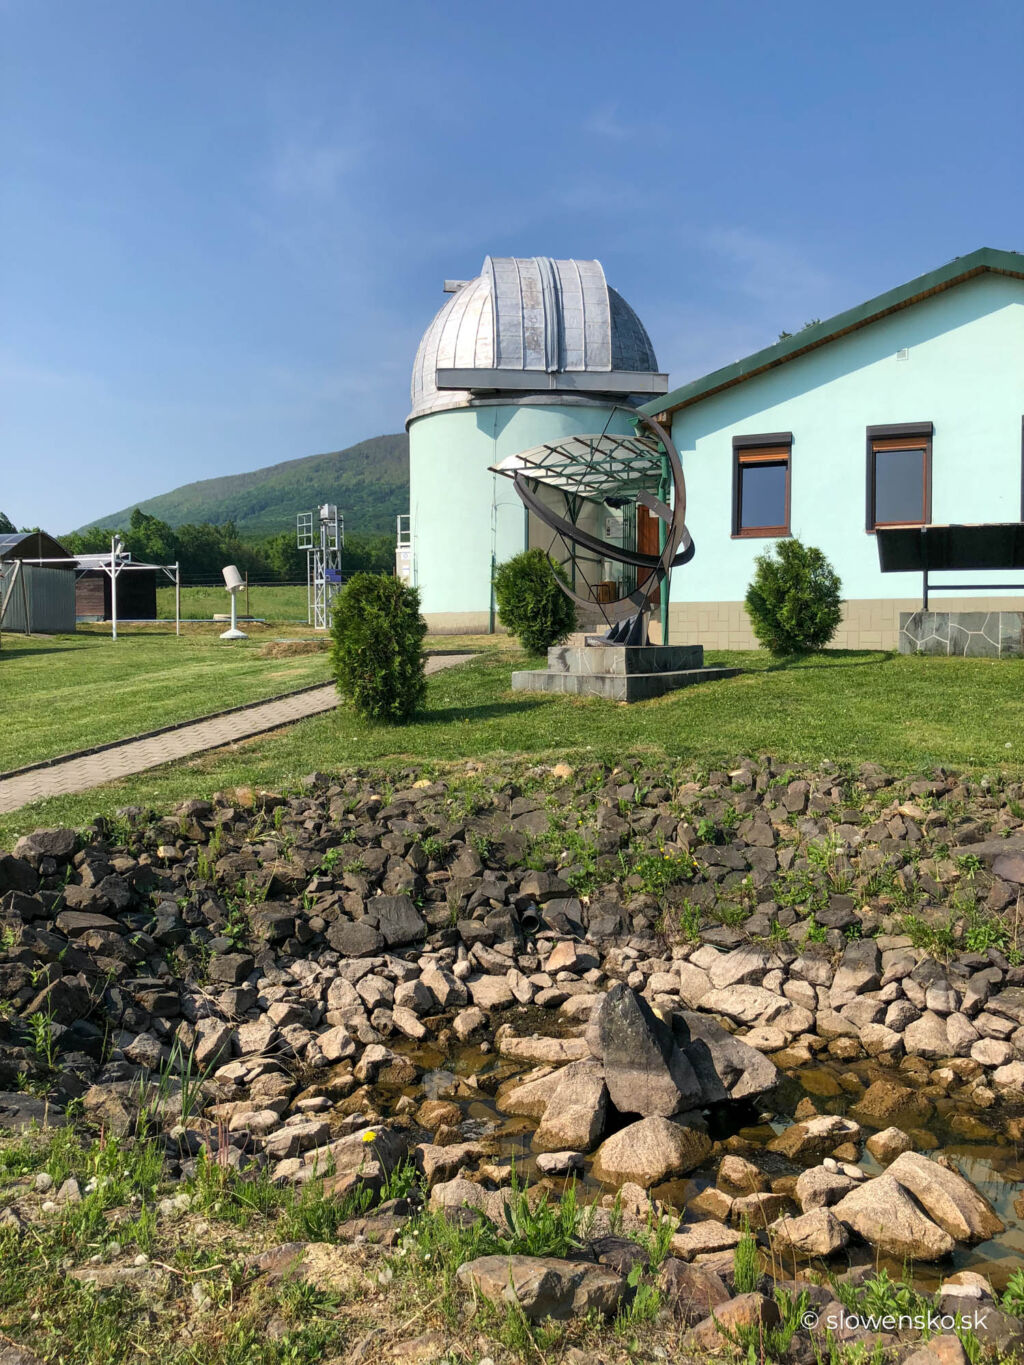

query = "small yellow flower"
[362,1129,377,1143]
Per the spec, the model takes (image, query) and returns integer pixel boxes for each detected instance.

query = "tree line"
[57,509,394,581]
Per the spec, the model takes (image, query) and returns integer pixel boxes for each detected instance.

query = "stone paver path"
[0,654,474,814]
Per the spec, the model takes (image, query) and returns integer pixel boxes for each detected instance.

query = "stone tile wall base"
[899,611,1024,657]
[665,598,1024,653]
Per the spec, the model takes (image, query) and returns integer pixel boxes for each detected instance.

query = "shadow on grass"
[418,698,546,725]
[732,651,895,675]
[0,642,82,660]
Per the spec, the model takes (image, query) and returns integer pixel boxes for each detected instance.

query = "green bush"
[329,573,427,722]
[492,548,576,654]
[744,537,842,654]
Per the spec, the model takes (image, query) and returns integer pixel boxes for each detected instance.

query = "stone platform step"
[549,644,704,676]
[511,665,741,702]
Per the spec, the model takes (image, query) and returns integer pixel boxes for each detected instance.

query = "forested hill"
[78,433,408,538]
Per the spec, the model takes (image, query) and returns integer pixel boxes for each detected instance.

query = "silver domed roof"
[409,256,666,421]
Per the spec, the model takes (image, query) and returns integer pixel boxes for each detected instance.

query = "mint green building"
[407,256,667,632]
[408,248,1024,649]
[638,248,1024,650]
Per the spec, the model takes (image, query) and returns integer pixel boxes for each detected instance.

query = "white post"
[175,563,181,636]
[110,538,118,641]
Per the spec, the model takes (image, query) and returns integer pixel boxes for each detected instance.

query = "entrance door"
[636,504,661,608]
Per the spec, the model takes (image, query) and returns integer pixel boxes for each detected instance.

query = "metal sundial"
[492,412,694,645]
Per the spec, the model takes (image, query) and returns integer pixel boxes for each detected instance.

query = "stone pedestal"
[511,644,740,702]
[899,611,1024,657]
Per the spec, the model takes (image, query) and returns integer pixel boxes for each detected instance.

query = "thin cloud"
[583,102,669,144]
[699,227,836,312]
[267,138,359,199]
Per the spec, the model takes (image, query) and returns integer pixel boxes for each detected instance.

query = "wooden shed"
[75,562,158,621]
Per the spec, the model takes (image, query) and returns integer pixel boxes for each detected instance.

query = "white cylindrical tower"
[407,257,667,632]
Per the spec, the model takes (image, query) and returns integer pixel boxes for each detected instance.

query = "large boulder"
[591,1116,711,1188]
[672,1010,778,1105]
[532,1060,608,1154]
[832,1173,955,1261]
[592,984,701,1116]
[886,1152,1005,1244]
[456,1255,625,1320]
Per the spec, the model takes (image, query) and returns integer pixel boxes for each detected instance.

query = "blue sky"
[2,0,1021,531]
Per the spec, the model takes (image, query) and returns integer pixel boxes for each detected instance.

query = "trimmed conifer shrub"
[329,573,427,722]
[744,537,842,655]
[492,548,576,654]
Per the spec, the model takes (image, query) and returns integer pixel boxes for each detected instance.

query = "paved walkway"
[0,654,474,814]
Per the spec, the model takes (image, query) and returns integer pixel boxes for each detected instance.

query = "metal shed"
[0,532,77,634]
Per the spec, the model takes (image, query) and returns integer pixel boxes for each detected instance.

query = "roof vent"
[443,280,469,294]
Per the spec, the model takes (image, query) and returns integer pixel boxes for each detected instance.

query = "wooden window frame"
[732,432,792,538]
[865,422,933,532]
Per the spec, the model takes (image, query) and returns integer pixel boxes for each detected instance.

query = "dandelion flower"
[362,1129,377,1143]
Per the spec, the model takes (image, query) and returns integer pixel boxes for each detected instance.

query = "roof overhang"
[876,523,1024,573]
[641,247,1024,420]
[437,368,668,395]
[490,430,665,499]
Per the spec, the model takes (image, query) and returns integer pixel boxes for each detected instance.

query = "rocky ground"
[2,755,1024,1364]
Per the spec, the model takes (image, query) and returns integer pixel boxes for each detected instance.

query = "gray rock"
[593,984,701,1117]
[535,1151,584,1176]
[456,1254,625,1320]
[832,1173,955,1260]
[795,1166,857,1211]
[658,1257,731,1325]
[830,940,881,1007]
[326,920,385,957]
[592,1116,711,1188]
[864,1127,914,1163]
[532,1060,608,1154]
[672,1010,778,1105]
[769,1208,848,1256]
[0,1093,66,1132]
[886,1152,1005,1244]
[419,963,468,1010]
[467,975,514,1009]
[904,1011,951,1060]
[367,895,426,946]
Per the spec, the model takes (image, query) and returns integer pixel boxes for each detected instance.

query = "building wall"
[408,400,639,618]
[0,564,76,634]
[668,274,1024,646]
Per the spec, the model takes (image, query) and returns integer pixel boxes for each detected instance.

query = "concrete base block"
[512,661,740,702]
[547,644,704,676]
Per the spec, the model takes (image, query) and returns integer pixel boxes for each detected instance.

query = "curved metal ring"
[513,411,693,624]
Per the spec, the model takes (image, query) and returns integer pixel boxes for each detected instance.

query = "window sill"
[732,528,791,539]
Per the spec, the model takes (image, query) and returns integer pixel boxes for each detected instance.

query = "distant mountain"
[78,433,409,539]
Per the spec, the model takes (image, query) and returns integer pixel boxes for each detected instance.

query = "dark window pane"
[874,447,924,524]
[739,462,787,530]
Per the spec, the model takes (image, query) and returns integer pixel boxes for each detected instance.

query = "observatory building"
[407,256,668,631]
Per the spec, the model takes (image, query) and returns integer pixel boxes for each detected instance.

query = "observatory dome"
[409,256,663,422]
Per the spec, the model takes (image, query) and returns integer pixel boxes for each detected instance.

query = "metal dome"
[409,256,666,421]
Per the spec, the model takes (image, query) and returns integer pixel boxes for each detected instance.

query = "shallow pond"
[374,1030,1024,1294]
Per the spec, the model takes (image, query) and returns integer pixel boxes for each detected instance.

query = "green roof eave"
[638,247,1024,420]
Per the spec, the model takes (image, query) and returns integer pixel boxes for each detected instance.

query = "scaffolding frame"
[13,539,181,639]
[298,504,344,629]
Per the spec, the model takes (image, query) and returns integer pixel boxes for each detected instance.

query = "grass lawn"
[1,644,1022,844]
[0,628,333,773]
[156,583,310,622]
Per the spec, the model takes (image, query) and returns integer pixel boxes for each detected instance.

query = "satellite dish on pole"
[220,565,248,640]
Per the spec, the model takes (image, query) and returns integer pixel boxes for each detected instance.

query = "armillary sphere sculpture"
[491,412,694,646]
